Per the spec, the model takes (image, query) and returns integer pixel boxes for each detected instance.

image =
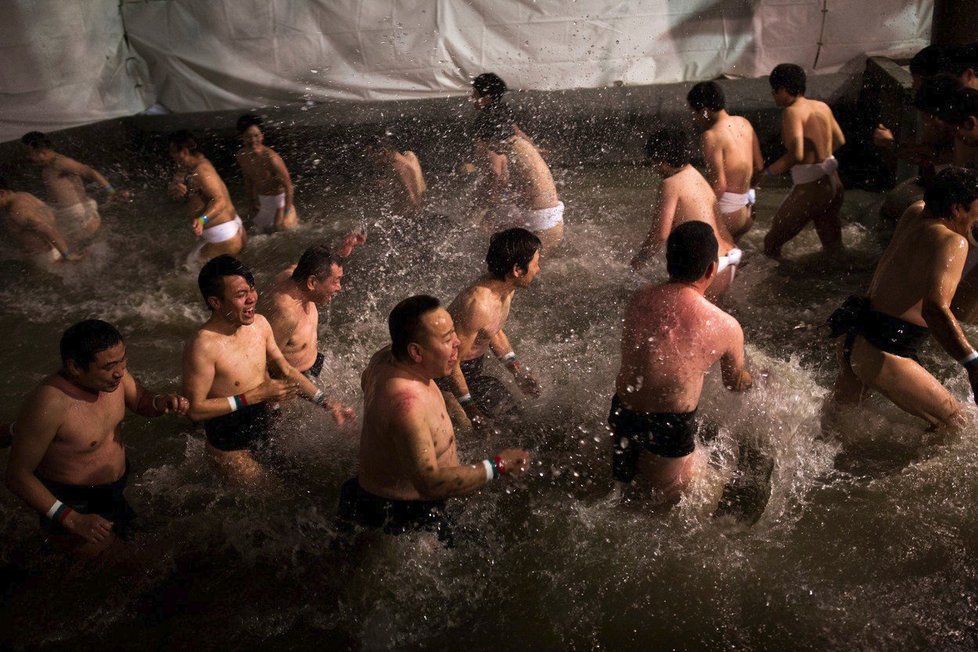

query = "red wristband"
[57,506,74,524]
[494,455,506,476]
[238,393,249,407]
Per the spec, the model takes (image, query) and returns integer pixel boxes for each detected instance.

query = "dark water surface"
[1,161,977,650]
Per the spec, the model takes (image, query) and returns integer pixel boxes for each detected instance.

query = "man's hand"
[462,401,490,431]
[254,378,298,403]
[513,368,542,397]
[872,124,895,149]
[192,218,204,236]
[62,510,113,544]
[107,189,132,204]
[156,394,190,415]
[168,181,188,200]
[496,448,531,478]
[339,229,367,257]
[325,400,356,426]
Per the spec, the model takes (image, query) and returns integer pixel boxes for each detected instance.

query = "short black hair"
[472,73,508,102]
[485,228,541,280]
[910,44,945,78]
[389,294,441,362]
[666,221,718,282]
[60,319,123,369]
[924,166,978,218]
[292,244,343,284]
[236,114,263,133]
[942,42,978,78]
[645,127,693,168]
[769,63,807,96]
[914,73,963,116]
[474,103,516,144]
[687,81,725,112]
[21,131,52,150]
[0,176,10,191]
[932,86,978,125]
[167,129,200,154]
[197,255,255,308]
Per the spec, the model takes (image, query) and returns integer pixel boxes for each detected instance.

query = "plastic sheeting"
[1,0,933,142]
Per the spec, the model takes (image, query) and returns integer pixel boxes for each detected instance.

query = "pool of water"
[1,160,977,650]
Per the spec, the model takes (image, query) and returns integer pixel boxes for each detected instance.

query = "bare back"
[703,115,759,195]
[663,166,735,252]
[184,159,237,226]
[41,155,90,208]
[508,136,558,210]
[785,98,840,165]
[4,192,62,254]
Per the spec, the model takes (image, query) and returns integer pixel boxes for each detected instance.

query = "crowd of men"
[4,46,978,559]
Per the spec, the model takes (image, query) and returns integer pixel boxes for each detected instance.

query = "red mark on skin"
[391,393,415,414]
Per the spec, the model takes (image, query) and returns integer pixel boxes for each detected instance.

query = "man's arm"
[765,108,805,176]
[631,182,678,269]
[702,132,727,199]
[10,207,75,258]
[193,166,231,226]
[269,151,295,220]
[488,328,541,396]
[830,112,846,151]
[122,371,189,417]
[394,155,423,207]
[56,156,111,190]
[719,319,753,392]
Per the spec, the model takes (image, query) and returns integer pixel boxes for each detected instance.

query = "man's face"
[516,250,541,288]
[72,342,127,393]
[309,264,343,305]
[211,275,258,325]
[771,87,792,108]
[240,125,263,149]
[471,89,491,110]
[416,308,460,377]
[168,143,190,166]
[23,146,49,166]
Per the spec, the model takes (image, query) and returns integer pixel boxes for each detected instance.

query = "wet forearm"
[417,463,491,500]
[6,468,60,516]
[923,303,975,360]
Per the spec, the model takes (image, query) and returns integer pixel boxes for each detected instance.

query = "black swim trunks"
[608,394,698,484]
[434,356,517,417]
[303,352,325,380]
[37,464,135,539]
[336,477,456,546]
[827,295,930,363]
[204,403,277,452]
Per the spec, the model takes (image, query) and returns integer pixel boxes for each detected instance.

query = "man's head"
[292,244,344,304]
[486,227,542,286]
[667,221,719,283]
[472,72,508,109]
[923,167,978,228]
[941,42,978,89]
[198,255,258,325]
[910,44,946,91]
[933,86,978,145]
[769,63,806,105]
[388,294,459,376]
[644,127,693,171]
[167,130,201,166]
[474,104,516,153]
[687,81,725,126]
[236,114,264,148]
[21,131,54,165]
[60,319,127,393]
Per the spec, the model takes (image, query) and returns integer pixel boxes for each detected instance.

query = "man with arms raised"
[687,81,763,241]
[338,295,529,545]
[167,130,245,266]
[234,114,299,233]
[613,222,752,504]
[5,320,188,559]
[182,255,351,485]
[438,228,543,427]
[631,127,739,300]
[829,167,978,430]
[756,63,846,258]
[0,177,82,267]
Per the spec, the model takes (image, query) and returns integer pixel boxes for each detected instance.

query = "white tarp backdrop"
[0,0,933,142]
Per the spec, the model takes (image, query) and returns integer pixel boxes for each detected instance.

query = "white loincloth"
[188,216,243,265]
[490,201,564,233]
[790,156,840,189]
[254,193,285,231]
[53,198,99,240]
[718,189,756,214]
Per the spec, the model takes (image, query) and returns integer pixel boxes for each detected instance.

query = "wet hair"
[389,294,441,362]
[371,128,400,152]
[60,319,123,369]
[236,114,263,133]
[21,131,52,150]
[472,73,508,103]
[914,73,963,116]
[769,63,806,96]
[474,103,516,144]
[923,167,978,218]
[644,127,693,168]
[687,81,725,112]
[0,176,10,192]
[485,228,542,280]
[197,255,255,308]
[292,244,342,284]
[932,86,978,125]
[666,221,719,282]
[167,129,200,154]
[942,42,978,78]
[910,44,945,78]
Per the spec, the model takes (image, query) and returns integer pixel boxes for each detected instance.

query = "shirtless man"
[21,131,127,242]
[337,295,529,544]
[167,130,245,266]
[755,63,846,258]
[369,131,427,217]
[475,114,564,250]
[437,228,543,427]
[0,177,81,267]
[828,167,978,430]
[687,81,763,240]
[234,114,299,233]
[631,127,739,300]
[612,222,752,504]
[182,255,352,485]
[5,320,188,559]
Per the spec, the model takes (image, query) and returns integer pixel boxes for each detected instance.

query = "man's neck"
[667,277,710,296]
[205,312,244,336]
[481,274,517,297]
[59,370,100,397]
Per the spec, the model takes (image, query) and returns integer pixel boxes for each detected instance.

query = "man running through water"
[234,114,299,233]
[0,176,82,267]
[687,81,763,241]
[829,166,978,430]
[368,131,428,218]
[438,228,543,428]
[21,131,128,243]
[756,63,846,258]
[5,320,188,559]
[167,130,245,266]
[631,127,739,300]
[613,222,752,505]
[338,295,530,545]
[182,255,352,485]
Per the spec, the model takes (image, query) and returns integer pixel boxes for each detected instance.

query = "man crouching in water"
[5,320,188,559]
[829,167,978,430]
[338,295,530,546]
[182,255,351,485]
[612,222,752,504]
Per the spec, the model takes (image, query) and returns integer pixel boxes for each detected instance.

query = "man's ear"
[407,342,423,364]
[704,259,719,281]
[206,296,221,312]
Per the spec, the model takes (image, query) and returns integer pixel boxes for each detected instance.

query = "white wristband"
[500,352,517,364]
[227,396,239,412]
[46,499,64,520]
[482,459,494,482]
[959,350,978,367]
[457,392,473,406]
[312,390,326,405]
